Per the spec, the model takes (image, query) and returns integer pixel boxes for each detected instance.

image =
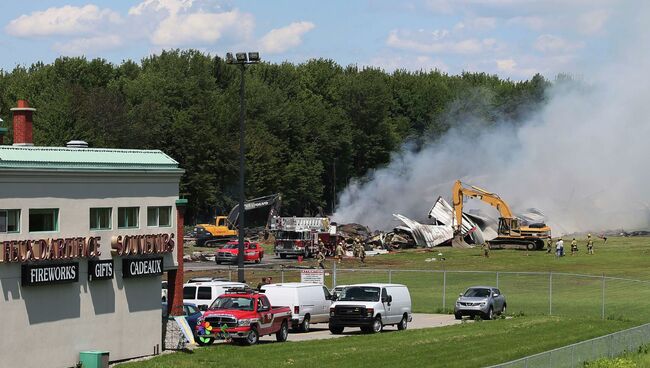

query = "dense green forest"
[0,50,550,223]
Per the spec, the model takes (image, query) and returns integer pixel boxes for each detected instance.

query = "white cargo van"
[328,283,412,334]
[183,281,247,310]
[261,283,333,332]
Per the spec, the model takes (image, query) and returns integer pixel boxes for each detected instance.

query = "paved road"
[185,257,301,271]
[257,313,463,343]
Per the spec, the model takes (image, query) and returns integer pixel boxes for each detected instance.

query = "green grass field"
[186,236,650,321]
[585,345,650,367]
[119,316,635,368]
[143,236,650,368]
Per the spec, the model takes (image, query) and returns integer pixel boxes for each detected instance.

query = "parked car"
[454,286,506,320]
[198,287,292,346]
[328,283,412,334]
[215,241,264,264]
[261,283,333,332]
[183,281,248,310]
[162,302,202,331]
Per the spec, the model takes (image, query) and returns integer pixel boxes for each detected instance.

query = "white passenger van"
[261,283,333,332]
[328,283,412,334]
[183,281,248,310]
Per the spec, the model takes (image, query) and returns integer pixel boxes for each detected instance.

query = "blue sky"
[0,0,628,79]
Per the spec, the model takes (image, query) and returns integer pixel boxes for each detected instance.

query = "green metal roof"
[0,145,183,172]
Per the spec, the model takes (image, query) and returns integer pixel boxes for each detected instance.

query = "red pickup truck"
[196,287,291,345]
[215,241,264,264]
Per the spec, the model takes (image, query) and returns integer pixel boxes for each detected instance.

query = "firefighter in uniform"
[335,241,345,264]
[352,239,359,258]
[587,234,594,255]
[546,236,553,254]
[316,248,326,269]
[357,242,366,264]
[571,238,578,255]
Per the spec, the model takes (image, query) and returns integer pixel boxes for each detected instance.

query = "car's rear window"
[197,287,212,300]
[183,286,196,299]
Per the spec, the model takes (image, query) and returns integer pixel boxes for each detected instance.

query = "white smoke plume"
[333,5,650,235]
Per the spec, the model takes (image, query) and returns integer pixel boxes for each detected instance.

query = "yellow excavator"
[452,180,552,250]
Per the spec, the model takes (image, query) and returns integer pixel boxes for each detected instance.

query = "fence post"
[332,262,337,289]
[602,274,606,320]
[281,269,285,283]
[496,272,500,289]
[228,269,232,281]
[442,271,447,311]
[388,269,392,283]
[549,272,553,316]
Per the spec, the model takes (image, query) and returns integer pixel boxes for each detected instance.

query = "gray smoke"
[333,6,650,235]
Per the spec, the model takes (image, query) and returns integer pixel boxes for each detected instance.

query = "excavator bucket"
[451,234,473,248]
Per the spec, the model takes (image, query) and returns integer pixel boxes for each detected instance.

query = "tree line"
[0,50,550,224]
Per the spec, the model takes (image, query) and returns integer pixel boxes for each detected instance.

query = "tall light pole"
[225,51,261,283]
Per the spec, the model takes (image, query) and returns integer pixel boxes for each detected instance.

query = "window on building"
[147,206,172,227]
[118,207,139,229]
[90,208,112,230]
[29,209,58,232]
[0,209,20,233]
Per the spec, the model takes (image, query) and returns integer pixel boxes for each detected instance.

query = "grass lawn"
[184,237,650,321]
[141,237,650,368]
[118,316,635,368]
[585,345,650,367]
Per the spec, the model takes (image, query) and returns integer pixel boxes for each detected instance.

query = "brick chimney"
[10,100,36,146]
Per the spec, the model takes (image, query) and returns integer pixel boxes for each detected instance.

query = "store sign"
[88,259,114,281]
[1,237,102,263]
[122,257,163,278]
[21,262,79,286]
[1,233,175,264]
[111,234,175,256]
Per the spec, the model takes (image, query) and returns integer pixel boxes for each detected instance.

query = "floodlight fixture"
[226,52,234,64]
[247,52,260,62]
[236,52,248,62]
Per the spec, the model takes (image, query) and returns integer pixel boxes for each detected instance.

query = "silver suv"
[454,286,506,320]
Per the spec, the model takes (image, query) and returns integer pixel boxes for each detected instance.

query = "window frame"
[118,207,140,229]
[147,206,172,228]
[0,209,21,233]
[28,208,59,233]
[90,207,112,231]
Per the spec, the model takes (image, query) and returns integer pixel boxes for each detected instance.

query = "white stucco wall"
[0,170,181,368]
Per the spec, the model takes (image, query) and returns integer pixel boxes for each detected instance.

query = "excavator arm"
[452,180,514,233]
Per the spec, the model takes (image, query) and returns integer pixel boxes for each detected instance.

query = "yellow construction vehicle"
[194,194,281,247]
[452,180,551,250]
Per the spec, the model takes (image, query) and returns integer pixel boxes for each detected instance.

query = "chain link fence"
[485,322,650,368]
[213,266,650,321]
[203,265,650,366]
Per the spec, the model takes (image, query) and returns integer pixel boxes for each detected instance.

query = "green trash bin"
[79,351,109,368]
